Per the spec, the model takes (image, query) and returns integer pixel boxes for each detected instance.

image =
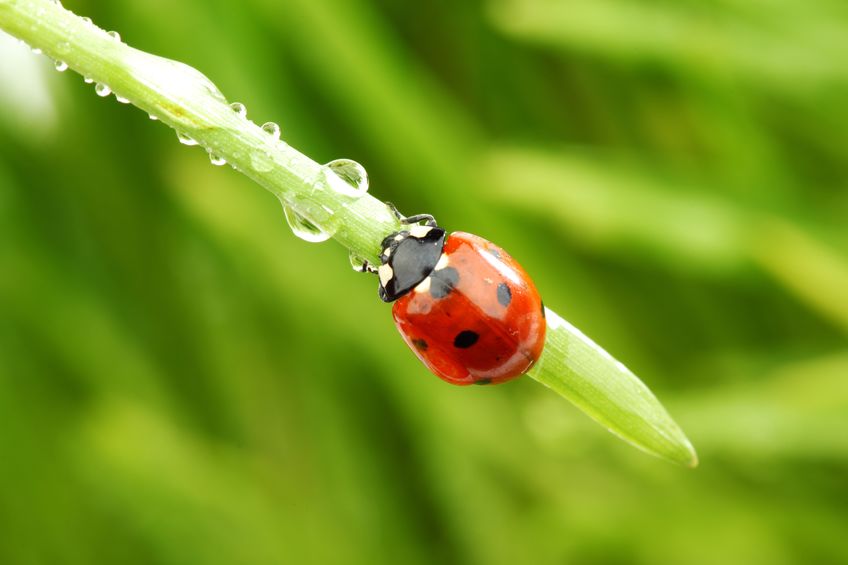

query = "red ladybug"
[372,209,546,385]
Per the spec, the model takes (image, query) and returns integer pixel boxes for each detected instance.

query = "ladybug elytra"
[368,207,546,385]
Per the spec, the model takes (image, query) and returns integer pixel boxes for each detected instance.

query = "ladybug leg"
[401,214,437,227]
[386,202,438,228]
[357,259,378,274]
[385,201,404,221]
[385,202,438,227]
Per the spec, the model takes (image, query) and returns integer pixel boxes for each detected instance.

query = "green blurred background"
[1,0,847,563]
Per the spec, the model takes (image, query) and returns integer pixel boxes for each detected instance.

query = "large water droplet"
[107,30,121,42]
[208,152,227,166]
[94,83,111,97]
[177,131,198,146]
[54,60,68,72]
[230,102,247,118]
[261,122,280,141]
[324,159,369,198]
[282,202,332,243]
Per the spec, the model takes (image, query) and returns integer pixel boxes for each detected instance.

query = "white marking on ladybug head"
[434,253,450,271]
[394,234,404,241]
[383,247,392,258]
[415,276,432,294]
[378,264,394,287]
[409,225,433,239]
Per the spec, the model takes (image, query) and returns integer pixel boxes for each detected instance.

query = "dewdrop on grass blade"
[281,201,333,243]
[349,251,366,271]
[230,102,247,118]
[177,131,198,146]
[261,121,281,140]
[280,158,370,244]
[208,152,227,166]
[324,159,369,198]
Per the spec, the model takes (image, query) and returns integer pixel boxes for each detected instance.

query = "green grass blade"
[0,0,698,466]
[530,308,698,467]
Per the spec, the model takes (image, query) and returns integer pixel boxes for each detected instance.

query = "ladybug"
[366,207,546,386]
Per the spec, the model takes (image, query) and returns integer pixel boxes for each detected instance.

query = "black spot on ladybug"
[453,330,479,349]
[430,267,459,299]
[474,378,493,385]
[412,338,428,351]
[488,248,501,259]
[497,282,512,307]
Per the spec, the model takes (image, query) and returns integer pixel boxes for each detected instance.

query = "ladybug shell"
[392,232,546,385]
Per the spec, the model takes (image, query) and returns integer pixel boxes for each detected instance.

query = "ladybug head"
[378,224,446,302]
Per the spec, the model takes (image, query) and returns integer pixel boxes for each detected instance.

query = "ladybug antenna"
[385,202,438,228]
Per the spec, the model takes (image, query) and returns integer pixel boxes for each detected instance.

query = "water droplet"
[83,76,94,84]
[261,122,280,140]
[230,102,247,118]
[249,151,274,173]
[94,83,112,97]
[208,152,227,166]
[32,47,42,55]
[176,132,198,146]
[107,30,121,42]
[81,17,92,24]
[323,159,369,198]
[148,114,158,121]
[115,95,130,104]
[282,202,331,243]
[54,60,68,72]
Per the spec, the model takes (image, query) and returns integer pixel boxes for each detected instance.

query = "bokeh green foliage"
[1,0,847,563]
